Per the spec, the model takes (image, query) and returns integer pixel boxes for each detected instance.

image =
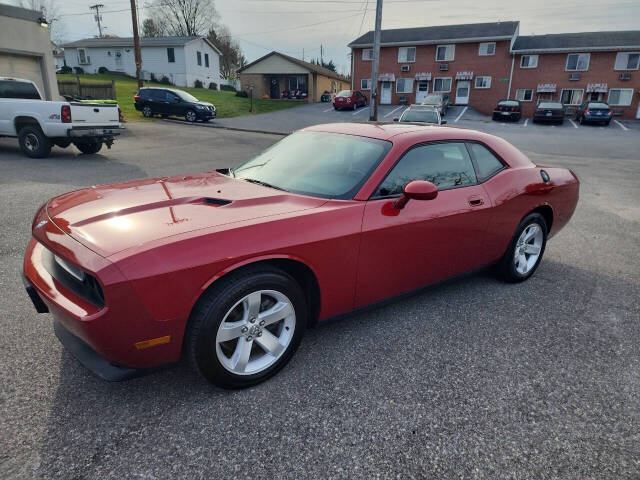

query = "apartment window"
[475,76,491,89]
[205,53,209,68]
[288,76,307,92]
[515,89,533,101]
[566,53,590,71]
[398,47,416,63]
[614,52,640,70]
[362,48,373,61]
[197,51,202,66]
[433,77,452,93]
[608,88,634,106]
[361,78,371,90]
[396,78,413,93]
[478,42,495,56]
[560,88,584,105]
[520,55,538,68]
[167,47,175,63]
[77,48,89,64]
[436,44,455,61]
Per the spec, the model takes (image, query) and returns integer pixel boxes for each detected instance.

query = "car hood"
[46,172,326,257]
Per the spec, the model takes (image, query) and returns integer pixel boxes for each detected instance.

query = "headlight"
[54,254,85,282]
[195,105,206,110]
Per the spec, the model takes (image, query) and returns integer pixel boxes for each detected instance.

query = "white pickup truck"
[0,76,121,158]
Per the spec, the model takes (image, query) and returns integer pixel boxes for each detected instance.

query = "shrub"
[98,66,108,74]
[159,75,171,85]
[59,65,72,74]
[194,79,203,88]
[220,84,236,92]
[73,67,84,74]
[208,82,218,90]
[235,90,248,98]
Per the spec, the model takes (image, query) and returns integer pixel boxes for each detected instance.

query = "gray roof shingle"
[0,4,42,22]
[62,36,200,48]
[348,21,519,47]
[238,51,348,81]
[512,31,640,52]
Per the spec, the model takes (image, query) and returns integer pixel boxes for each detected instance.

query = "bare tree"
[20,0,65,43]
[142,18,166,37]
[207,25,246,79]
[147,0,218,37]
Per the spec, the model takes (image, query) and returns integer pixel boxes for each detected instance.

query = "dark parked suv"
[134,87,216,122]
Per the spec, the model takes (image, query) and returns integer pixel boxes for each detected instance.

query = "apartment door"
[114,50,123,70]
[380,81,392,104]
[455,80,470,105]
[269,77,280,99]
[415,81,429,103]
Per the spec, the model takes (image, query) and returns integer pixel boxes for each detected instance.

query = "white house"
[62,36,222,88]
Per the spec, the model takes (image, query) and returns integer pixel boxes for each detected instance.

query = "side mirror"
[393,117,399,122]
[441,119,447,124]
[393,180,438,209]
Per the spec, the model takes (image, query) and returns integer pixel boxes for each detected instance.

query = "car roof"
[0,76,35,84]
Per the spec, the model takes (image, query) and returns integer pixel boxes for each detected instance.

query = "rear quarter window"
[468,143,505,181]
[0,80,41,99]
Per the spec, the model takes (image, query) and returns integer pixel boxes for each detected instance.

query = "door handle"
[468,197,484,206]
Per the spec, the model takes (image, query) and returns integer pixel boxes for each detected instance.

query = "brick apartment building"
[349,22,640,119]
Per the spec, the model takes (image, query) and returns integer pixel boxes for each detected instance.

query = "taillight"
[134,95,140,101]
[347,97,352,103]
[609,110,613,116]
[535,110,542,114]
[61,105,71,123]
[584,109,589,115]
[118,107,123,122]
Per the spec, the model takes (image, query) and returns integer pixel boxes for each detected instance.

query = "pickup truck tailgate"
[70,102,120,127]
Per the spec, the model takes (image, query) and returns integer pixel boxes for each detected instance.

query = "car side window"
[166,92,180,102]
[375,142,477,197]
[467,143,505,181]
[149,90,164,100]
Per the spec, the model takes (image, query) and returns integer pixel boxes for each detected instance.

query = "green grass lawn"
[56,73,301,122]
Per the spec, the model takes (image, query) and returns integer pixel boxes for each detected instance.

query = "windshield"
[588,102,609,109]
[422,95,442,104]
[174,90,200,102]
[499,100,519,107]
[336,90,352,97]
[400,108,439,123]
[233,131,391,199]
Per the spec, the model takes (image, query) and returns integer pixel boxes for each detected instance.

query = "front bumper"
[196,108,216,120]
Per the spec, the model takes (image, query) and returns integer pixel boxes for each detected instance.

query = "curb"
[162,118,289,136]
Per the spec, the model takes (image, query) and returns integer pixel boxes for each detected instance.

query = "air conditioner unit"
[401,65,410,72]
[439,64,448,71]
[569,73,580,81]
[619,72,632,80]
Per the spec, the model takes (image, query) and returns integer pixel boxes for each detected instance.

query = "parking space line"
[383,106,403,118]
[353,107,369,116]
[614,120,629,131]
[454,106,468,123]
[322,107,334,113]
[523,119,528,127]
[569,119,579,129]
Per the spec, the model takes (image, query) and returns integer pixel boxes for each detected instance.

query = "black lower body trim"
[53,320,150,382]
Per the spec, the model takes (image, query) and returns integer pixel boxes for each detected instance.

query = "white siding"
[183,39,222,88]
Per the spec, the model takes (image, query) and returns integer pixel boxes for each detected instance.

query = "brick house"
[237,51,348,103]
[349,22,640,119]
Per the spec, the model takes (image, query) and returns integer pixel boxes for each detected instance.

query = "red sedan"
[23,123,579,388]
[333,89,367,110]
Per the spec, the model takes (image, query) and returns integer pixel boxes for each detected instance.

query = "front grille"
[41,247,105,308]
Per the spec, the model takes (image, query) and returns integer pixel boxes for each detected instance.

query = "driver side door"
[355,141,493,307]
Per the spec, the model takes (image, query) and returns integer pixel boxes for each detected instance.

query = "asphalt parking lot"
[1,120,639,479]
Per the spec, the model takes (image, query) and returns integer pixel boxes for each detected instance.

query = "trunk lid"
[70,102,120,127]
[46,172,326,257]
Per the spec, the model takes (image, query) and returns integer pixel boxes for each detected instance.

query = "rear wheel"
[186,267,307,388]
[18,126,51,158]
[352,102,357,111]
[579,116,585,125]
[498,213,547,282]
[74,140,103,155]
[142,105,153,118]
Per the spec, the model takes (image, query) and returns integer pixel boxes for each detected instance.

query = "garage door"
[0,53,45,98]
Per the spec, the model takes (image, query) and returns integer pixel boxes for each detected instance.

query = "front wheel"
[142,105,153,118]
[18,126,51,158]
[186,267,307,388]
[498,213,548,282]
[74,140,103,154]
[185,109,197,122]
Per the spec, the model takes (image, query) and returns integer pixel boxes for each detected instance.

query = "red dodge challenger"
[23,123,579,388]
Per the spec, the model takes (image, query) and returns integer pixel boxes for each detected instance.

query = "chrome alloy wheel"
[24,133,40,152]
[215,290,295,375]
[185,110,197,122]
[513,223,543,275]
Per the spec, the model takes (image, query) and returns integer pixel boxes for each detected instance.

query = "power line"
[357,0,370,37]
[234,13,363,36]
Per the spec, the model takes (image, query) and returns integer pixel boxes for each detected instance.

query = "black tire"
[186,266,307,388]
[53,138,72,148]
[352,102,357,111]
[492,113,498,121]
[142,105,153,118]
[579,116,585,125]
[74,140,103,155]
[497,212,548,283]
[605,120,611,126]
[185,109,197,122]
[18,126,51,158]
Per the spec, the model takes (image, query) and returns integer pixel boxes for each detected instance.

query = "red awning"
[537,83,557,93]
[455,71,473,80]
[414,72,432,81]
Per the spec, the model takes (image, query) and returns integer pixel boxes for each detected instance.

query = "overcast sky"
[11,0,640,75]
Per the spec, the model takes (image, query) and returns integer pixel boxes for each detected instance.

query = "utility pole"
[89,4,104,37]
[369,0,383,121]
[320,44,323,66]
[129,0,143,88]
